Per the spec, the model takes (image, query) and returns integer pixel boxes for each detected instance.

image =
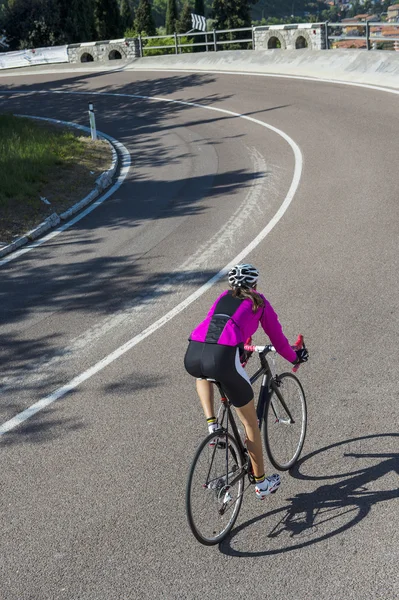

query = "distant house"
[387,4,399,22]
[371,25,399,36]
[341,14,379,35]
[370,23,399,49]
[354,14,379,22]
[332,39,367,49]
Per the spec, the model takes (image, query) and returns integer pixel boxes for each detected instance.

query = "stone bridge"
[66,24,325,65]
[67,38,139,63]
[254,23,326,51]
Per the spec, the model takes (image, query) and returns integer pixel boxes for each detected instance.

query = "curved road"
[0,66,398,600]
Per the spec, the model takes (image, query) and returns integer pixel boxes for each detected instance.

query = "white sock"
[255,475,267,489]
[207,418,218,434]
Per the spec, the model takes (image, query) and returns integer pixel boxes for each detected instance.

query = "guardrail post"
[174,32,178,54]
[213,29,217,52]
[252,26,255,50]
[138,35,143,57]
[324,21,329,50]
[365,21,370,50]
[88,103,97,141]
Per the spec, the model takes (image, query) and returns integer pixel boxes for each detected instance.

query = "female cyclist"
[184,264,308,499]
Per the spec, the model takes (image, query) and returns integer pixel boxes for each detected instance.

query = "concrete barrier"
[1,49,399,90]
[125,49,399,89]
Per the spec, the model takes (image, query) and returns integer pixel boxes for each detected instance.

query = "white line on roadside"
[128,69,399,96]
[0,145,267,394]
[1,66,399,95]
[1,89,303,435]
[0,120,131,266]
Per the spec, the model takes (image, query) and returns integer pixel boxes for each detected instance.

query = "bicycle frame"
[251,352,296,426]
[211,350,297,494]
[212,383,249,493]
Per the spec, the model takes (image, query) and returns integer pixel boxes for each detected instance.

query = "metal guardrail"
[138,27,255,56]
[137,21,399,56]
[2,20,398,66]
[325,21,399,50]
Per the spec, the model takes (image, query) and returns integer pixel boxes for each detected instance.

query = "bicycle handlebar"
[243,334,306,373]
[243,343,275,354]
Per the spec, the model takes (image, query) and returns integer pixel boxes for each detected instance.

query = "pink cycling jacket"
[189,289,297,363]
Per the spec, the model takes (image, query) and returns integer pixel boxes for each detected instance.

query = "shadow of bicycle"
[220,433,399,556]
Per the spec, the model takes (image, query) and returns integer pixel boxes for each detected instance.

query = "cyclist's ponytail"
[231,287,264,313]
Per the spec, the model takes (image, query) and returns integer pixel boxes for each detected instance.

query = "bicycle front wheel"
[186,431,245,546]
[264,373,307,471]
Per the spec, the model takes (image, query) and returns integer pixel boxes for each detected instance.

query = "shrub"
[142,35,193,55]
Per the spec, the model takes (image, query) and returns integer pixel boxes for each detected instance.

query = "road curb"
[0,136,118,259]
[26,212,61,241]
[59,139,118,221]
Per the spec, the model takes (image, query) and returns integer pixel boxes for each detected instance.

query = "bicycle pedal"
[209,439,226,449]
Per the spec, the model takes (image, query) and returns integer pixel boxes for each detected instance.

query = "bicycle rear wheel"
[264,373,307,471]
[186,431,245,546]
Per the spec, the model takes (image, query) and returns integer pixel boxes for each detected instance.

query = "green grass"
[0,114,85,206]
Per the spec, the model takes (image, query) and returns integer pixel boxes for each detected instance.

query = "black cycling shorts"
[184,341,253,408]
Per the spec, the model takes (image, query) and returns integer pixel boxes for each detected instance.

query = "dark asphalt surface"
[0,67,398,600]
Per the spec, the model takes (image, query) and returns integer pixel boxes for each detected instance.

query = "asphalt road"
[0,66,398,600]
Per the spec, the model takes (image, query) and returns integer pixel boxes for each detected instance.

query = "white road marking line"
[0,89,302,435]
[0,120,131,266]
[128,69,399,96]
[0,145,267,392]
[1,67,398,95]
[177,146,269,271]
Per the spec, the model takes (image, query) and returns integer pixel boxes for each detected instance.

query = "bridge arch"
[293,30,312,49]
[263,31,286,50]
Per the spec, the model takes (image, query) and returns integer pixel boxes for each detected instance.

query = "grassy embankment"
[0,114,112,244]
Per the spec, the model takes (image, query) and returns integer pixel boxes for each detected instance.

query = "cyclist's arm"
[259,298,297,363]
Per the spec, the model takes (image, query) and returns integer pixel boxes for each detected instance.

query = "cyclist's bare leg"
[196,379,214,420]
[236,399,264,478]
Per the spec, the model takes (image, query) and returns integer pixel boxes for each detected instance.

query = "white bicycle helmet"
[228,264,259,288]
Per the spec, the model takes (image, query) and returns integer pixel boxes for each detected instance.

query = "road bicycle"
[186,336,308,546]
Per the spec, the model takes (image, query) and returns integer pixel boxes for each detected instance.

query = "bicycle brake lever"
[293,334,304,350]
[292,334,305,372]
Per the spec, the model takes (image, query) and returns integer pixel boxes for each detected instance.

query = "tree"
[120,0,134,32]
[152,0,167,28]
[320,5,341,22]
[165,0,178,34]
[3,0,62,49]
[59,0,96,43]
[177,0,192,33]
[212,0,256,31]
[347,1,379,18]
[251,1,329,21]
[3,0,97,49]
[194,0,204,16]
[193,0,206,51]
[95,0,122,39]
[151,0,210,29]
[22,17,57,47]
[134,0,156,34]
[251,0,290,21]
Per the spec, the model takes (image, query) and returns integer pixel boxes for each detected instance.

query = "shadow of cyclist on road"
[219,433,399,556]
